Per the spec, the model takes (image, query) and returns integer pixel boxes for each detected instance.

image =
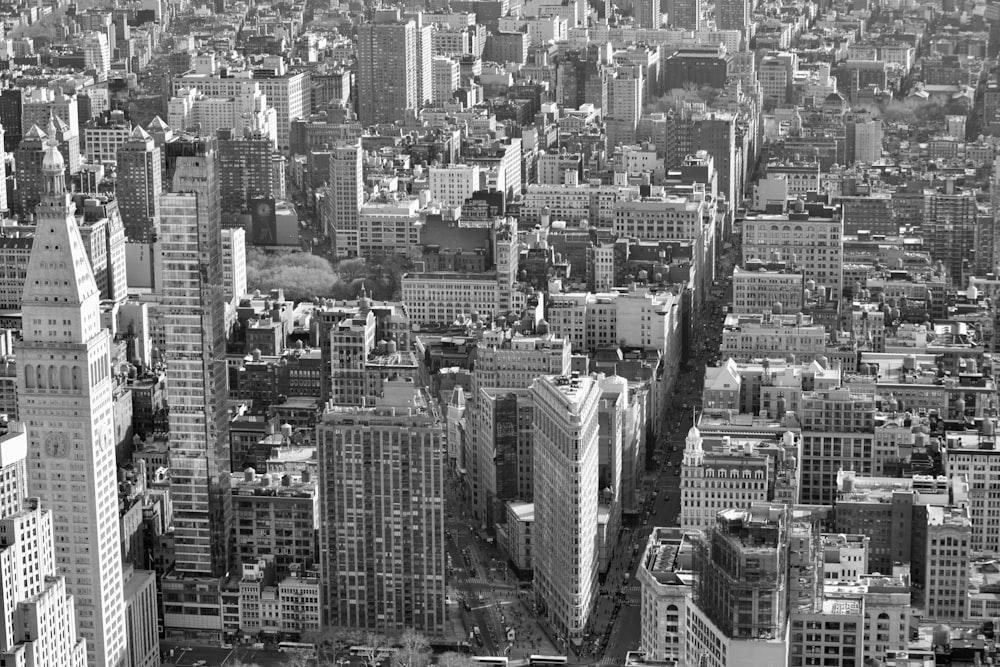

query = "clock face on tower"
[44,432,69,458]
[256,201,273,218]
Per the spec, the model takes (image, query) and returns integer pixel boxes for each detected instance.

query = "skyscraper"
[635,0,661,28]
[716,0,749,30]
[357,9,423,126]
[116,125,162,243]
[15,135,126,667]
[317,376,447,634]
[667,0,701,28]
[327,140,362,257]
[532,374,601,644]
[159,135,232,641]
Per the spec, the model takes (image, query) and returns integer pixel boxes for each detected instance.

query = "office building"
[638,527,695,663]
[21,87,79,140]
[666,0,700,29]
[741,203,844,300]
[662,46,732,91]
[15,136,127,667]
[941,424,1000,555]
[471,330,572,525]
[326,140,363,257]
[686,505,793,667]
[357,9,428,126]
[318,378,446,634]
[532,374,601,642]
[635,0,661,28]
[429,164,481,208]
[731,263,804,315]
[217,128,275,221]
[232,468,318,578]
[15,117,80,216]
[116,125,162,243]
[680,427,799,530]
[923,505,971,622]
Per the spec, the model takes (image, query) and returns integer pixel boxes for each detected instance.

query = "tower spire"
[41,113,66,195]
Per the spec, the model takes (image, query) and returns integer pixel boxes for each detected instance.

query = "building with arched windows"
[638,527,695,663]
[680,426,799,531]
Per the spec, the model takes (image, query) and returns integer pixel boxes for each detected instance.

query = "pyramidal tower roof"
[23,124,47,141]
[146,115,170,132]
[22,154,100,310]
[22,210,101,308]
[128,124,152,142]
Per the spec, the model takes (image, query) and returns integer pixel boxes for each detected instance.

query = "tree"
[246,248,340,301]
[437,652,476,667]
[391,630,432,667]
[645,84,720,114]
[302,626,366,665]
[355,632,394,667]
[337,258,369,282]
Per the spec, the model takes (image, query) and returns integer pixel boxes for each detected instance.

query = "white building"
[15,140,126,667]
[741,205,844,299]
[172,59,308,151]
[221,228,247,302]
[328,140,363,257]
[167,85,277,146]
[532,374,601,642]
[429,164,480,208]
[82,32,111,80]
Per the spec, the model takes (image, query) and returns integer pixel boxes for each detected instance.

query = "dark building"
[0,88,22,152]
[217,127,275,224]
[662,45,732,91]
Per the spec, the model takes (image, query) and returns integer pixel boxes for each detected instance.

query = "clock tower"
[16,129,127,667]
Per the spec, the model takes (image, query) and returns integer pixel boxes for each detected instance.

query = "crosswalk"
[621,585,641,595]
[598,655,624,666]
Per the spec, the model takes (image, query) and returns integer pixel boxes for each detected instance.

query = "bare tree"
[302,626,366,665]
[391,629,432,667]
[356,632,394,667]
[437,652,476,667]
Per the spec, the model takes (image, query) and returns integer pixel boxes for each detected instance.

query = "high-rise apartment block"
[317,377,446,634]
[716,0,749,30]
[217,128,275,221]
[532,374,601,642]
[160,135,233,641]
[15,138,126,667]
[116,126,162,243]
[357,9,428,126]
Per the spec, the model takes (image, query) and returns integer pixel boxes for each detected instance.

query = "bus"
[471,658,509,667]
[529,656,568,666]
[350,646,399,661]
[278,641,317,655]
